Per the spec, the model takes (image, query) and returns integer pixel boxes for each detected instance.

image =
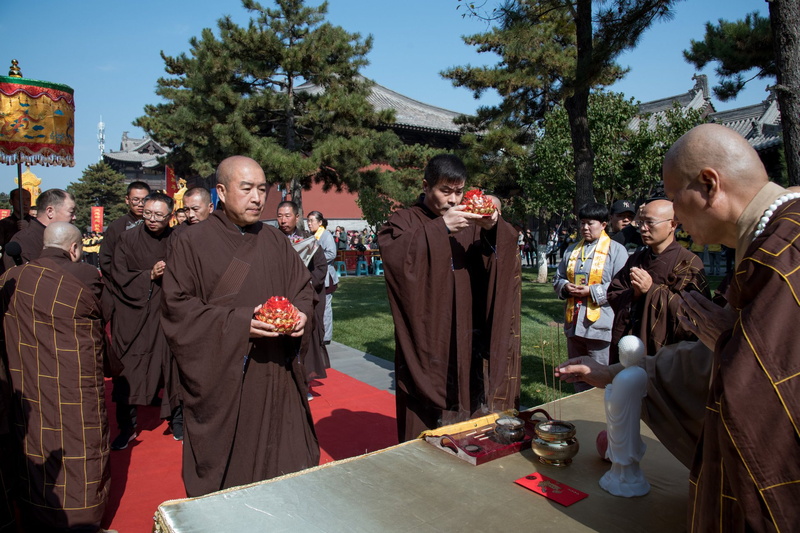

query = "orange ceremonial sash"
[565,231,611,324]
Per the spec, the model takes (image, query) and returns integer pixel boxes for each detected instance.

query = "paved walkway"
[326,341,395,394]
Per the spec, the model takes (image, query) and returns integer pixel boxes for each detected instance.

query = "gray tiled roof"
[708,97,782,152]
[629,79,714,132]
[630,75,782,153]
[296,78,463,135]
[104,151,163,168]
[105,132,170,168]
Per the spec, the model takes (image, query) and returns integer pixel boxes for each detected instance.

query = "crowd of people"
[0,124,798,532]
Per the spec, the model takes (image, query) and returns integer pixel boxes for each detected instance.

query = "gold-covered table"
[154,389,688,532]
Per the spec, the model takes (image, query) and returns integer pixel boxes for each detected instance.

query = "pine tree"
[66,162,128,231]
[683,12,774,101]
[684,3,800,186]
[135,0,400,221]
[445,0,681,213]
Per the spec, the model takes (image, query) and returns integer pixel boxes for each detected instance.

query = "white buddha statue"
[599,335,650,497]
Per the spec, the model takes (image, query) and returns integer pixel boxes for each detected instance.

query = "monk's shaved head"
[215,155,267,226]
[663,124,769,248]
[663,123,768,192]
[184,186,212,204]
[43,222,82,251]
[642,199,674,220]
[216,156,262,187]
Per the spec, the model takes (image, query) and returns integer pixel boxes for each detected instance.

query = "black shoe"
[170,404,184,441]
[111,428,137,450]
[171,420,184,441]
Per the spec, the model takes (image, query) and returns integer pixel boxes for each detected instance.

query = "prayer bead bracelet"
[754,192,800,238]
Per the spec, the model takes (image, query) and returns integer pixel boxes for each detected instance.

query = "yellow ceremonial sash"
[565,231,611,324]
[313,226,326,240]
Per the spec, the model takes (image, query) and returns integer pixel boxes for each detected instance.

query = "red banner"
[0,209,9,219]
[91,206,104,233]
[166,165,178,197]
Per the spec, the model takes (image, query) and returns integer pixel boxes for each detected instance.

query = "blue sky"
[1,0,770,191]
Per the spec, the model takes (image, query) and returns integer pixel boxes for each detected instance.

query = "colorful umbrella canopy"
[0,60,75,167]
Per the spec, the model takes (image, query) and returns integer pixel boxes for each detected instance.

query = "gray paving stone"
[327,341,395,394]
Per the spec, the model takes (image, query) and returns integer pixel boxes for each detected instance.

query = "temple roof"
[629,75,715,132]
[104,131,169,168]
[296,78,463,136]
[708,96,782,152]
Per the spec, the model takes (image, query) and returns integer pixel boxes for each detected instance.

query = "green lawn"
[332,268,726,408]
[332,269,571,408]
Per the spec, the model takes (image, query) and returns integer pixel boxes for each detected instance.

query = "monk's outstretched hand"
[443,205,485,234]
[678,291,736,350]
[555,356,614,389]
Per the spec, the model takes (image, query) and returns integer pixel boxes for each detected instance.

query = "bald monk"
[183,187,214,225]
[557,124,800,531]
[161,156,319,497]
[0,223,111,532]
[607,199,708,363]
[2,189,77,270]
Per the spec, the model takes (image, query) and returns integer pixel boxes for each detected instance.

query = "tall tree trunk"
[285,76,305,225]
[769,0,800,186]
[566,0,596,214]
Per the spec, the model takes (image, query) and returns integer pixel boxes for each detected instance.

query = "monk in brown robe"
[109,192,178,449]
[378,154,522,442]
[0,223,110,532]
[183,186,214,225]
[2,189,77,270]
[0,188,32,274]
[607,199,708,363]
[98,182,150,319]
[171,187,214,238]
[558,124,800,531]
[276,200,330,389]
[0,332,14,532]
[161,156,319,497]
[98,181,150,285]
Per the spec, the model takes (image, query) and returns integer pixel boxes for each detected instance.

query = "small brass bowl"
[494,416,526,444]
[531,420,579,467]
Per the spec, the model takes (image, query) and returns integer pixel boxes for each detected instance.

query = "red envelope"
[515,473,588,506]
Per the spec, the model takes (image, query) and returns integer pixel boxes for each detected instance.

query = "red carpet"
[101,369,397,532]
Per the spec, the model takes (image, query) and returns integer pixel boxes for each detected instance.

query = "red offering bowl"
[254,296,299,334]
[461,189,496,216]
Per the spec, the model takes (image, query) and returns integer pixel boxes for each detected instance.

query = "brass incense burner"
[528,408,579,467]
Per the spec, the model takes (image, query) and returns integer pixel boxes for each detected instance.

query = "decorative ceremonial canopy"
[0,61,75,167]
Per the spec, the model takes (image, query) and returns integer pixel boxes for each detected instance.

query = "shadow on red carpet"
[102,368,397,532]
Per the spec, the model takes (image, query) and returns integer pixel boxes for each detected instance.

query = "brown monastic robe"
[289,231,329,380]
[99,212,142,320]
[2,218,45,271]
[378,197,522,442]
[689,197,800,531]
[161,210,319,497]
[0,247,110,531]
[607,240,708,363]
[110,223,177,416]
[99,212,141,281]
[0,214,32,275]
